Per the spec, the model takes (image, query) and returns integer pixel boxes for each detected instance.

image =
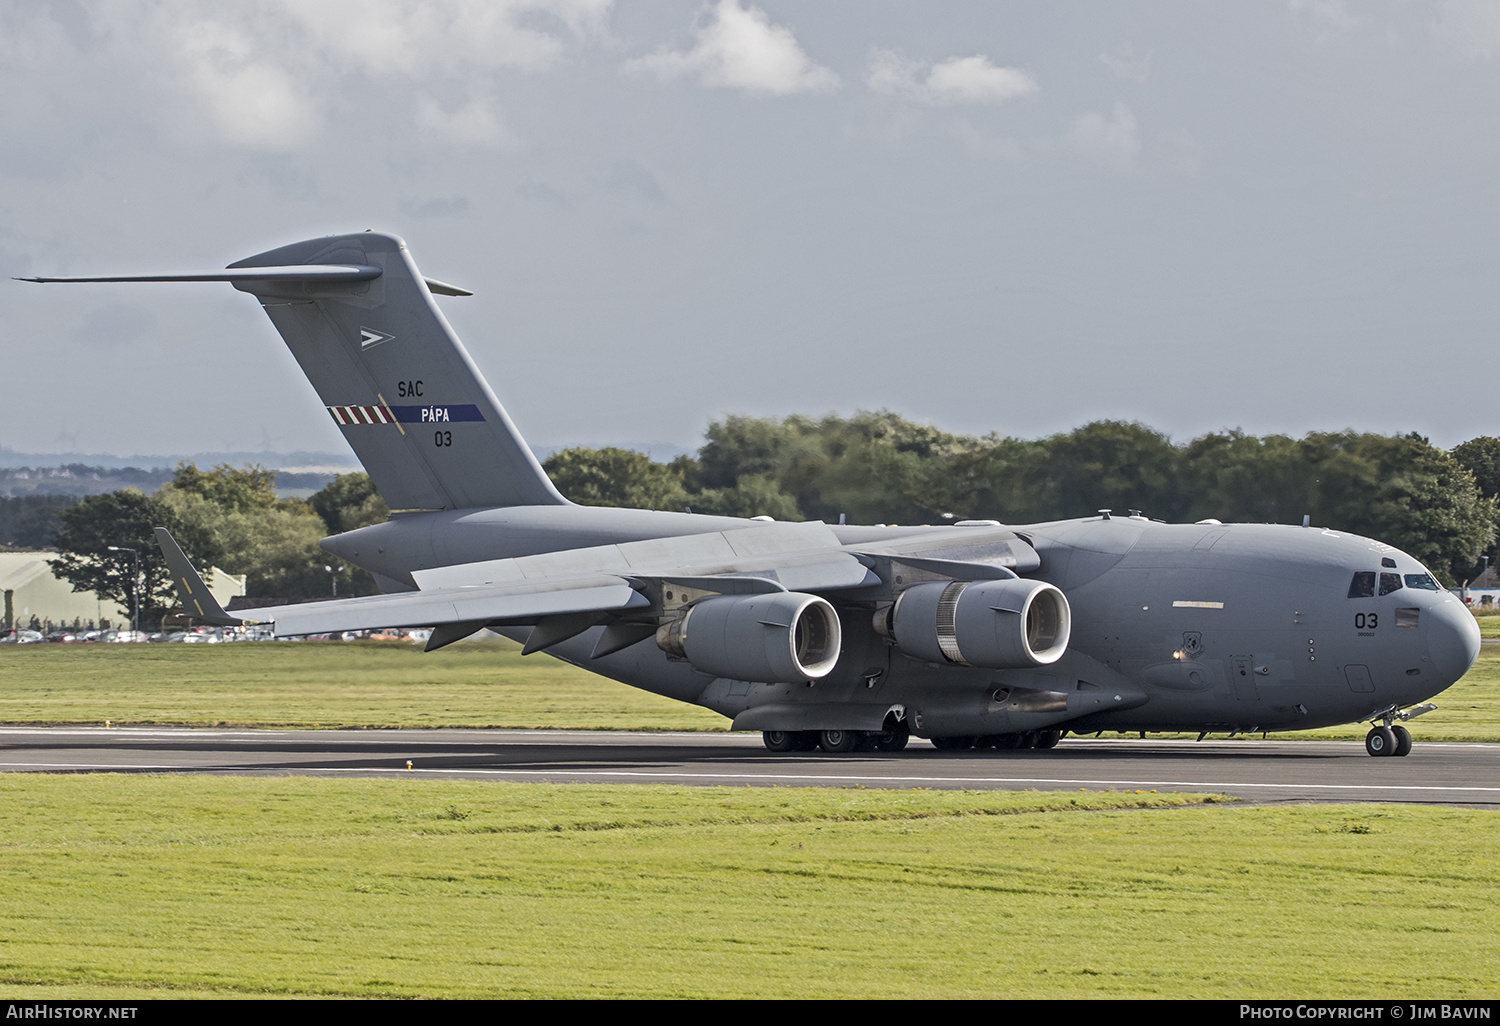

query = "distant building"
[0,552,244,630]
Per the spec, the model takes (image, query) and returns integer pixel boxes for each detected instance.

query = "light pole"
[107,545,141,635]
[325,564,343,598]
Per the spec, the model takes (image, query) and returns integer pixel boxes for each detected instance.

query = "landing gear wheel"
[873,726,910,752]
[991,733,1026,750]
[792,731,819,751]
[1391,724,1413,757]
[819,729,859,754]
[930,736,976,751]
[1365,726,1397,757]
[763,730,796,752]
[1033,729,1062,750]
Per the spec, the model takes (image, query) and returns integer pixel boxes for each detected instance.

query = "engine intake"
[885,578,1070,668]
[656,591,842,682]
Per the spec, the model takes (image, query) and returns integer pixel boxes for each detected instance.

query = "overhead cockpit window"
[1404,573,1440,591]
[1381,557,1398,569]
[1379,572,1403,596]
[1347,572,1376,598]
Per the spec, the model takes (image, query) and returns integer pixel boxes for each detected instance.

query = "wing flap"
[239,578,647,638]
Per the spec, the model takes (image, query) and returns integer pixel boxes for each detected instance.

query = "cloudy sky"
[3,0,1498,463]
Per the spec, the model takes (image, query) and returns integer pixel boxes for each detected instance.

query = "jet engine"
[880,578,1070,668]
[655,591,843,682]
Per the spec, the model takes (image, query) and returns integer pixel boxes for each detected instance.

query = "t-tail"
[22,232,567,513]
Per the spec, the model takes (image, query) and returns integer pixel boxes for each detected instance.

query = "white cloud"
[172,18,318,150]
[625,1,838,97]
[416,95,509,148]
[1067,103,1141,172]
[282,0,613,76]
[866,50,1038,105]
[83,1,612,152]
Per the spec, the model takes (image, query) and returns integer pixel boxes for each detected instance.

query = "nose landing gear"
[1365,704,1430,756]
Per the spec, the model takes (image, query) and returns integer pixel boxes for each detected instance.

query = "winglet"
[153,527,244,626]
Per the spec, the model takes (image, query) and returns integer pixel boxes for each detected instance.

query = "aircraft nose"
[1427,595,1481,685]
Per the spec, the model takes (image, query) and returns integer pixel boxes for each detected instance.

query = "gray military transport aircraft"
[23,232,1482,757]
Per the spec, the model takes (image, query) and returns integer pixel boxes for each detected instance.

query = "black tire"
[763,730,796,752]
[873,727,910,752]
[1392,724,1413,757]
[1365,726,1396,757]
[930,735,976,751]
[1034,729,1062,750]
[819,729,859,754]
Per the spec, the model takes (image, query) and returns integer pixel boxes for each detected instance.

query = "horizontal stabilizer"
[153,527,242,626]
[423,277,472,296]
[17,265,381,285]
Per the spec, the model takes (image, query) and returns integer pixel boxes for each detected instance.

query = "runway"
[1,726,1497,806]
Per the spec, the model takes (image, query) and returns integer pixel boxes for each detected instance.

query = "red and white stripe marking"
[328,405,392,426]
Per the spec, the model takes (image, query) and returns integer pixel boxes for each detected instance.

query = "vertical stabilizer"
[227,232,566,512]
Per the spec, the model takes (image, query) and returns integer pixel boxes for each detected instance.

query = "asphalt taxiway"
[0,726,1496,806]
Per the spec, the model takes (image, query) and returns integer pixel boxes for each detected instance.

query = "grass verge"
[0,637,726,730]
[0,775,1495,998]
[4,637,1500,742]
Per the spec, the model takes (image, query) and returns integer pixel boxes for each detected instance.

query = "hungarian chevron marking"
[359,326,395,349]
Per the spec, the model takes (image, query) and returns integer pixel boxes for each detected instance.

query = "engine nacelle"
[656,592,842,682]
[884,578,1070,668]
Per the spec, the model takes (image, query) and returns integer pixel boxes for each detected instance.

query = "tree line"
[41,465,388,624]
[15,414,1500,625]
[545,414,1500,587]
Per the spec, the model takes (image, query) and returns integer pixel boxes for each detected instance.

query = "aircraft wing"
[154,520,877,649]
[234,576,649,637]
[406,519,881,596]
[155,518,1040,656]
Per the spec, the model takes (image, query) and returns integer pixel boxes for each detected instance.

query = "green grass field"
[0,775,1495,999]
[2,639,1498,998]
[0,636,727,731]
[3,634,1500,741]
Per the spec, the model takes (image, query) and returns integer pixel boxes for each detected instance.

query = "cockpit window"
[1404,573,1440,591]
[1348,572,1376,598]
[1381,557,1398,569]
[1379,572,1403,596]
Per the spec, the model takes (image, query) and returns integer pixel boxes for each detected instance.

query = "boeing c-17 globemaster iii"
[21,232,1481,756]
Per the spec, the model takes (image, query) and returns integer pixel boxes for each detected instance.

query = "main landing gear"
[761,727,1062,754]
[762,726,911,753]
[930,730,1063,752]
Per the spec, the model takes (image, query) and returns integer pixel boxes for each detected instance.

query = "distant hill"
[0,447,360,474]
[0,442,692,499]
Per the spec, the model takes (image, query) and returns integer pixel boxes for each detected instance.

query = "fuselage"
[322,507,1480,739]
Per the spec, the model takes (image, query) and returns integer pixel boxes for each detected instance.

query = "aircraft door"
[1229,654,1260,703]
[1343,664,1375,693]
